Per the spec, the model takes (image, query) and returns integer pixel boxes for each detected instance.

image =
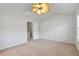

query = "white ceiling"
[0,3,78,21]
[49,3,78,14]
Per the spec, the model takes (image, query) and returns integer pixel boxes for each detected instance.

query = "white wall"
[0,4,39,50]
[0,11,28,50]
[73,5,79,51]
[75,6,79,51]
[32,22,39,39]
[39,14,76,44]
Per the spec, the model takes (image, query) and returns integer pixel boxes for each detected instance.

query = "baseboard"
[39,38,75,44]
[0,41,27,51]
[75,42,79,51]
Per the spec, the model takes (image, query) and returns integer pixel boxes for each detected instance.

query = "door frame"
[26,20,39,41]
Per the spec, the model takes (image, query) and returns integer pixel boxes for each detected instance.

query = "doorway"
[27,22,33,41]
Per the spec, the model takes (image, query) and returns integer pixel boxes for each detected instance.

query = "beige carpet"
[0,39,78,56]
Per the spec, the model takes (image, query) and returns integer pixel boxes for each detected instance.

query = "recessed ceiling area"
[0,3,78,21]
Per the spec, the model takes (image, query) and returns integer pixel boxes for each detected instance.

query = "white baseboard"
[0,41,27,51]
[39,38,75,44]
[75,42,79,51]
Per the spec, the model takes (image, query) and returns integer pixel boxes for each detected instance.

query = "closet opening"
[27,22,33,41]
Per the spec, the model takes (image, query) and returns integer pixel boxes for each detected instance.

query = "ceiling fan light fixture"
[32,3,48,14]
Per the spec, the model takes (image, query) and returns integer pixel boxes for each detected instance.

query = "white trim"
[0,41,27,51]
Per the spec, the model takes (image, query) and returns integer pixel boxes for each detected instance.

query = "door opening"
[27,22,33,41]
